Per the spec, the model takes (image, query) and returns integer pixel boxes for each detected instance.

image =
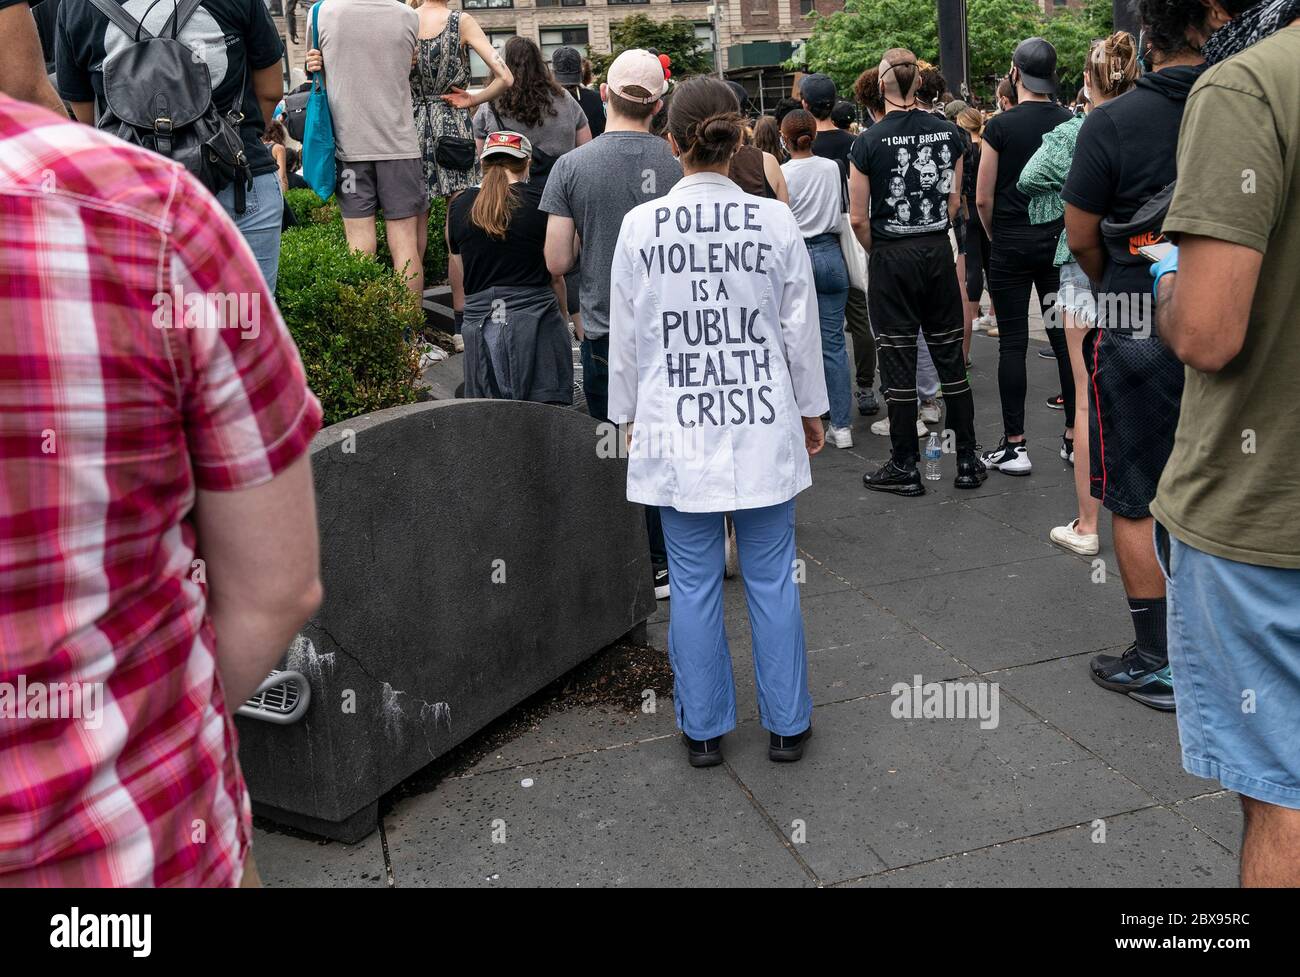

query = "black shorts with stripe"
[1083,328,1185,520]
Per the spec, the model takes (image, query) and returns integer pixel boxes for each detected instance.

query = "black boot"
[682,733,723,768]
[864,458,924,496]
[954,449,988,490]
[769,727,812,762]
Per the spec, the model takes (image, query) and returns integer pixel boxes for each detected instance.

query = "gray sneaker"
[857,389,880,416]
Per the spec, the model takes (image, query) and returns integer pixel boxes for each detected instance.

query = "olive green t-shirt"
[1152,26,1300,568]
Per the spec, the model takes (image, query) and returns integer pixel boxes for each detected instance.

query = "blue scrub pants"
[659,500,812,741]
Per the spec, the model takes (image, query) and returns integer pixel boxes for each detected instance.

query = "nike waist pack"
[1100,181,1176,268]
[87,0,253,212]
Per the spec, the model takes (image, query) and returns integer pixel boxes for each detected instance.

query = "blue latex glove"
[1150,245,1180,301]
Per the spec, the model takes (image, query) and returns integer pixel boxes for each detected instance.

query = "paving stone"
[465,705,679,776]
[848,805,1238,887]
[864,554,1133,672]
[252,825,388,888]
[796,498,1060,590]
[724,693,1152,883]
[991,653,1203,804]
[1173,791,1244,856]
[382,735,812,887]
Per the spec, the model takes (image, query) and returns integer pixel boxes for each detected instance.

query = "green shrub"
[425,196,449,285]
[285,188,341,228]
[276,224,424,426]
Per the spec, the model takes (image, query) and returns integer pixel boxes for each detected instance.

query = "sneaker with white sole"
[1050,518,1099,555]
[981,437,1032,475]
[919,399,941,424]
[870,416,929,437]
[828,425,853,449]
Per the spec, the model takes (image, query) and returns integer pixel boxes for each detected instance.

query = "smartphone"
[1137,241,1174,263]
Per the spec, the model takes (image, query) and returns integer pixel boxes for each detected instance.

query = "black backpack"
[87,0,253,212]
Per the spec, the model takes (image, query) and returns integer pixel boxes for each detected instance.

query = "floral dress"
[411,10,478,198]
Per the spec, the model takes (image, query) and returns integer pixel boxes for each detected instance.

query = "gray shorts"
[335,158,429,220]
[1056,260,1097,325]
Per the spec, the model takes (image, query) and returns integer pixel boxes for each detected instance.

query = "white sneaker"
[828,425,853,449]
[1050,518,1100,556]
[981,438,1032,475]
[919,400,942,425]
[453,333,465,353]
[870,417,929,437]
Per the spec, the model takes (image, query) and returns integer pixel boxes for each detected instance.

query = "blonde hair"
[956,106,984,139]
[1088,32,1140,101]
[470,156,529,239]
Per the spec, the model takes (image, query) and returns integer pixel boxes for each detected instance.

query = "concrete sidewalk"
[254,332,1240,888]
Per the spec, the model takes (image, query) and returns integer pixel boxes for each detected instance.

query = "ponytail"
[470,158,528,239]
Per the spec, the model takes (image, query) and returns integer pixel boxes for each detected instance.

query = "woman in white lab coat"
[608,77,830,768]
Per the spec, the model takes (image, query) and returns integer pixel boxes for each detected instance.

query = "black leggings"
[987,234,1074,438]
[964,216,990,303]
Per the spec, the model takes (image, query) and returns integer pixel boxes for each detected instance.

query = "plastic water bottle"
[924,432,942,481]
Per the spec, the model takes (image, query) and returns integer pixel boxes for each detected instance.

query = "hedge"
[277,189,453,426]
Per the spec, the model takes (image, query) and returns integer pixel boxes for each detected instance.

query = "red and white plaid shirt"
[0,96,322,886]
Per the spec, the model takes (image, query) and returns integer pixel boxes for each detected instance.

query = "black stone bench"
[235,399,655,841]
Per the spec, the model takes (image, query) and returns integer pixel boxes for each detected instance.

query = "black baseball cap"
[552,46,582,86]
[1012,37,1059,95]
[831,100,856,128]
[799,72,837,111]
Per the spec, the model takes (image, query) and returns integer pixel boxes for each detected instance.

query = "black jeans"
[964,216,990,303]
[867,236,975,465]
[987,229,1073,438]
[844,285,875,390]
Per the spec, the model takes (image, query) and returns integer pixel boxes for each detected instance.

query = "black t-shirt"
[575,86,604,140]
[982,100,1072,236]
[849,108,963,241]
[1062,65,1207,330]
[813,127,855,211]
[448,181,552,295]
[55,0,282,177]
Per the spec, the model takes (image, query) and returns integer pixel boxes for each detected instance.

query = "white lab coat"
[608,172,829,513]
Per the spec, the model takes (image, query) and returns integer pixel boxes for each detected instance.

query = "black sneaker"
[1089,644,1176,712]
[769,727,812,762]
[981,436,1032,475]
[653,564,670,601]
[863,459,924,497]
[1046,393,1065,410]
[954,450,988,490]
[1038,347,1057,360]
[857,389,880,416]
[683,733,724,767]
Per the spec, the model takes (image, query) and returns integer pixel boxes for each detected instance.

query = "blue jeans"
[659,500,812,740]
[216,171,283,293]
[806,234,852,429]
[1156,522,1300,809]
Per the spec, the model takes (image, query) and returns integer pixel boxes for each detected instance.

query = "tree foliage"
[587,15,715,82]
[800,0,1113,102]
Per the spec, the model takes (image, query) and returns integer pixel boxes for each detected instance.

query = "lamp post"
[936,0,969,98]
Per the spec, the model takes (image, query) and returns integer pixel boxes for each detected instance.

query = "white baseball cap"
[607,49,668,104]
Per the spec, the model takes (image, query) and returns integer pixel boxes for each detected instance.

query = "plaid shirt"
[0,96,322,886]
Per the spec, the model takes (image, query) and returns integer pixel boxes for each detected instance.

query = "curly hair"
[916,61,947,105]
[491,37,565,129]
[1134,0,1213,57]
[853,66,884,118]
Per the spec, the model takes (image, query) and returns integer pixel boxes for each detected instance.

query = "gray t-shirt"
[473,91,589,163]
[539,132,682,339]
[317,0,419,161]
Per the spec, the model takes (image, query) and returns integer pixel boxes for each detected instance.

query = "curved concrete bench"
[235,399,655,841]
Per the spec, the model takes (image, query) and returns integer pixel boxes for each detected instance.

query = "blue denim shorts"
[1056,260,1096,325]
[1157,522,1300,809]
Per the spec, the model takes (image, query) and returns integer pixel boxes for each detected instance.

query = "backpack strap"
[86,0,153,42]
[162,0,208,40]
